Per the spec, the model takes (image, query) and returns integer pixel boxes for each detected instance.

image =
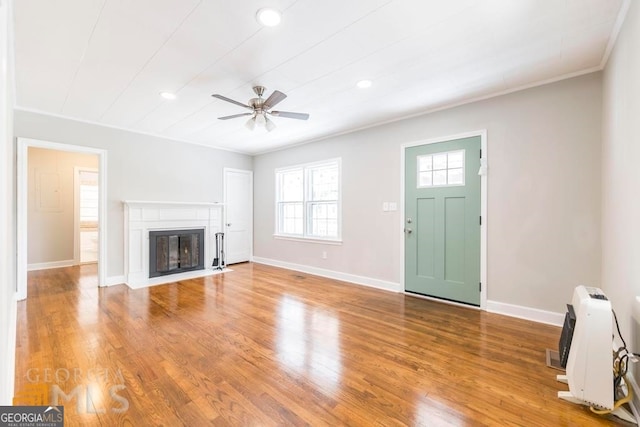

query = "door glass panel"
[433,170,447,186]
[418,156,432,171]
[448,168,464,185]
[417,150,465,188]
[448,151,463,169]
[418,172,432,187]
[433,154,447,170]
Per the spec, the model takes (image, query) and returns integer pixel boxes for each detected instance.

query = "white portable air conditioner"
[557,285,636,423]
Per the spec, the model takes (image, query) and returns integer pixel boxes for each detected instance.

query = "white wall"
[254,73,602,316]
[602,1,640,357]
[13,110,252,281]
[0,0,16,405]
[27,147,99,266]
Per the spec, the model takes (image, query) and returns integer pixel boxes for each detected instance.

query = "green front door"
[404,136,481,306]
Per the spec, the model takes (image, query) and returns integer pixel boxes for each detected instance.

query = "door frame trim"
[400,130,488,309]
[223,167,254,263]
[17,137,108,300]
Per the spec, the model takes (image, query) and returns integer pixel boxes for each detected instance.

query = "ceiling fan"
[212,86,309,132]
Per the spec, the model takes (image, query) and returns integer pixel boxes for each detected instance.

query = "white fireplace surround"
[123,201,224,288]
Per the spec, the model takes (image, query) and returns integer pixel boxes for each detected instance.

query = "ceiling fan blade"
[270,111,310,120]
[212,94,252,110]
[262,90,287,110]
[218,112,254,120]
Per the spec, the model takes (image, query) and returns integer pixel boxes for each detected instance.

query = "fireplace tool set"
[212,232,225,270]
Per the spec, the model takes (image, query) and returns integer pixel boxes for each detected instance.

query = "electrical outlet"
[322,251,327,259]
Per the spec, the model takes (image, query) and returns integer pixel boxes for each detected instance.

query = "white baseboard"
[252,257,401,293]
[27,259,75,271]
[105,275,126,287]
[626,373,640,424]
[486,300,564,326]
[254,258,566,326]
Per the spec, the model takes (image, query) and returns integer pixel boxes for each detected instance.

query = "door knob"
[226,223,231,227]
[405,228,412,234]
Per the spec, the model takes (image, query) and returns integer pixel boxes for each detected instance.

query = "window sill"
[273,235,343,245]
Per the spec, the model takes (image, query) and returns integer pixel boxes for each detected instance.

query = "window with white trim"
[275,159,341,241]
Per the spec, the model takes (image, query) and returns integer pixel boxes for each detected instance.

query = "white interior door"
[224,168,253,264]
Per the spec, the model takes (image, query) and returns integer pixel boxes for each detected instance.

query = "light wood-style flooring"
[14,263,630,426]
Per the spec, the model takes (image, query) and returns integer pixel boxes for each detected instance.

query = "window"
[275,159,341,241]
[417,150,465,187]
[79,170,99,226]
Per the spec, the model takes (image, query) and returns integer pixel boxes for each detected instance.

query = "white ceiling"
[13,0,626,154]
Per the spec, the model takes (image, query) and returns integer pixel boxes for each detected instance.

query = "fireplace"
[124,201,223,288]
[149,228,205,278]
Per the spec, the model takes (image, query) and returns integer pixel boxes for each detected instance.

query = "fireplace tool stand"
[212,232,225,270]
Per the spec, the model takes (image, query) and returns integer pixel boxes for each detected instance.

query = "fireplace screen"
[149,229,205,278]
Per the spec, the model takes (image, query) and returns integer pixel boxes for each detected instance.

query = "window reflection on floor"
[73,264,99,340]
[276,295,342,393]
[80,229,98,263]
[415,396,467,426]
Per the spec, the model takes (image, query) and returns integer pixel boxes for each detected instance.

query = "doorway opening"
[17,138,107,300]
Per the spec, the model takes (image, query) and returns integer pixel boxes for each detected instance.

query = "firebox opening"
[149,228,205,278]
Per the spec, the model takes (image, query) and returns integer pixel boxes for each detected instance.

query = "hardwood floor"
[14,263,630,426]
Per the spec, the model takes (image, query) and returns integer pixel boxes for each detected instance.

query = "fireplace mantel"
[123,200,224,288]
[124,200,223,208]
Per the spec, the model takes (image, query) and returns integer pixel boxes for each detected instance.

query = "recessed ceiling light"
[256,8,282,27]
[160,91,176,100]
[357,80,372,89]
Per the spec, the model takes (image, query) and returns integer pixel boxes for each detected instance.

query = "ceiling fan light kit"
[265,116,276,132]
[244,113,275,132]
[212,86,309,132]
